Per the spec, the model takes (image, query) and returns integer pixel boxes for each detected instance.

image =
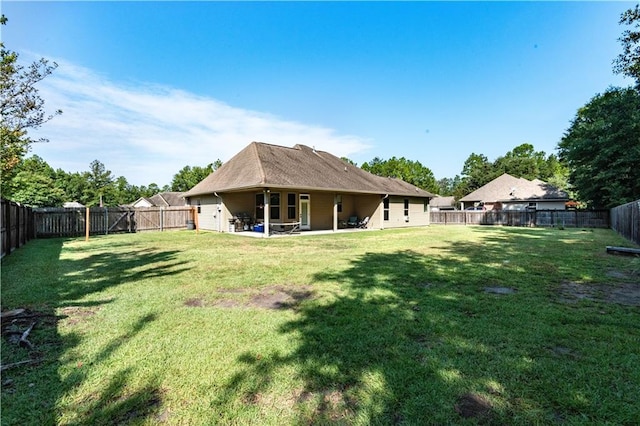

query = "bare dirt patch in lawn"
[455,392,495,421]
[59,306,101,326]
[248,285,314,310]
[185,285,314,310]
[558,280,640,307]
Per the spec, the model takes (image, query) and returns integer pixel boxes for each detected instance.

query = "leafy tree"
[170,160,221,192]
[613,4,640,86]
[1,15,61,191]
[84,160,115,206]
[558,87,640,208]
[6,155,64,206]
[54,170,89,205]
[361,156,438,193]
[459,153,496,191]
[341,157,357,166]
[436,176,462,196]
[493,143,559,181]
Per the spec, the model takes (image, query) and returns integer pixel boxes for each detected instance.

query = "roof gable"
[185,142,434,198]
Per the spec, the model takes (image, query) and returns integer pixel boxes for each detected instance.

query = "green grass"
[1,226,639,425]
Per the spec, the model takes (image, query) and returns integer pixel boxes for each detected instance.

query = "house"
[459,173,568,211]
[62,201,85,208]
[430,196,457,211]
[183,142,435,234]
[130,192,186,208]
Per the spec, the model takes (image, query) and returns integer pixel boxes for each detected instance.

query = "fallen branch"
[0,309,26,322]
[19,322,36,349]
[0,358,40,372]
[606,246,640,256]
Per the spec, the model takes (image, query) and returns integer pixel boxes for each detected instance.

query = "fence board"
[1,198,35,258]
[430,209,610,228]
[610,200,640,246]
[33,206,195,237]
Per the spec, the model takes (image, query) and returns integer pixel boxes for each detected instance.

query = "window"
[196,199,201,214]
[336,195,343,213]
[287,193,296,219]
[383,198,389,221]
[424,199,429,213]
[255,193,265,220]
[270,192,280,220]
[404,199,409,217]
[527,202,537,210]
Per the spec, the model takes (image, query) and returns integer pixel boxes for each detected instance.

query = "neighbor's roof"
[459,173,568,203]
[184,142,434,198]
[148,192,185,207]
[430,196,456,208]
[131,192,185,207]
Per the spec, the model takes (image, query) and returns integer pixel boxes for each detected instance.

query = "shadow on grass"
[213,229,640,424]
[1,237,188,425]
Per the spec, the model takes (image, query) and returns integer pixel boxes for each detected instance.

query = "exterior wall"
[132,199,153,208]
[309,192,334,230]
[189,194,222,231]
[503,201,566,211]
[383,196,430,229]
[190,190,430,232]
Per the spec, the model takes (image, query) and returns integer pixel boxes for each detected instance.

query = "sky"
[3,1,636,187]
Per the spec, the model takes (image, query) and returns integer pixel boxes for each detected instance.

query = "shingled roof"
[459,173,568,203]
[184,142,434,198]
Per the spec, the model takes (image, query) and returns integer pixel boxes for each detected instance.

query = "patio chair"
[358,216,370,228]
[347,216,359,227]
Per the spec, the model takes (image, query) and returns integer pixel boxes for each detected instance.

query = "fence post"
[85,207,90,242]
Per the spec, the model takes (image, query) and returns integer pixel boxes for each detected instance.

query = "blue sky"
[4,1,635,187]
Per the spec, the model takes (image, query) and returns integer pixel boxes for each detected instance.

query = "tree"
[85,160,115,206]
[361,156,438,193]
[6,155,64,206]
[1,15,61,188]
[613,4,640,86]
[558,87,640,208]
[459,153,496,191]
[170,160,222,192]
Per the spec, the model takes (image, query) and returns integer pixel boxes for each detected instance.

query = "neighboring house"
[131,192,186,208]
[183,142,435,234]
[63,201,85,208]
[459,173,568,211]
[430,196,457,211]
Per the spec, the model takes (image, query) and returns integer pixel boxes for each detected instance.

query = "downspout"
[214,192,222,232]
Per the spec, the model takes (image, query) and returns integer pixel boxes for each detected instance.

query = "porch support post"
[333,194,339,232]
[264,189,270,237]
[380,197,385,230]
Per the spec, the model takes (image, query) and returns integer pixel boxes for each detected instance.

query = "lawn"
[1,226,639,425]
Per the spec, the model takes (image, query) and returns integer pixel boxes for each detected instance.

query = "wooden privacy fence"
[610,200,640,245]
[1,198,35,258]
[430,209,610,228]
[34,206,196,238]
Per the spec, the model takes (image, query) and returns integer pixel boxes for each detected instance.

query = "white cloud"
[29,58,372,186]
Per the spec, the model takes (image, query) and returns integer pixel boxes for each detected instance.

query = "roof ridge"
[251,142,268,185]
[157,193,169,206]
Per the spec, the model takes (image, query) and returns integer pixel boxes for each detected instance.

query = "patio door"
[299,194,310,230]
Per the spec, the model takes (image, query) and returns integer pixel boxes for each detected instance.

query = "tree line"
[2,156,221,208]
[2,6,639,209]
